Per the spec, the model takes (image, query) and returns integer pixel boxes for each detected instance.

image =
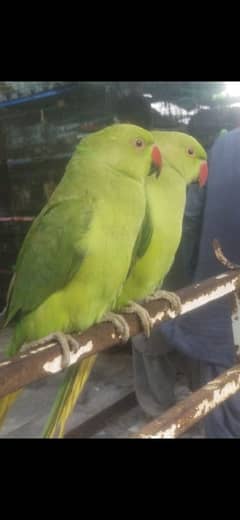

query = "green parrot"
[0,123,162,437]
[115,131,208,328]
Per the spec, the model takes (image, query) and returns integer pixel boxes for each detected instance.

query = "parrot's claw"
[102,312,130,342]
[145,289,182,315]
[123,301,152,338]
[21,332,79,369]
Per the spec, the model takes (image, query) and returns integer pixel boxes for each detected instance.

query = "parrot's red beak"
[149,145,162,177]
[198,161,208,187]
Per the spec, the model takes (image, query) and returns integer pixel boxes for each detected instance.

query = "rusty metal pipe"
[0,270,239,400]
[132,363,240,438]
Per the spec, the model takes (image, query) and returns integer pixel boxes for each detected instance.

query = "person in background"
[179,179,206,286]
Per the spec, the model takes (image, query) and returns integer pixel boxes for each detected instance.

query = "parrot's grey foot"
[123,301,152,338]
[145,290,182,315]
[21,332,79,369]
[102,312,130,342]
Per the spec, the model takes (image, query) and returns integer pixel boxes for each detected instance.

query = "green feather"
[116,131,207,308]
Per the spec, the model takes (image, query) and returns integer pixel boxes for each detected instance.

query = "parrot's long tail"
[42,354,97,438]
[0,390,22,428]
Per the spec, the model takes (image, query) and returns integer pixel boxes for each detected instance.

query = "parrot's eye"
[187,147,195,156]
[135,138,145,149]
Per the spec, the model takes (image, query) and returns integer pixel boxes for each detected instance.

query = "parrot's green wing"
[127,201,153,279]
[5,198,93,325]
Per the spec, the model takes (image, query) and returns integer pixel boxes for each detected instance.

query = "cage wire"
[1,81,240,155]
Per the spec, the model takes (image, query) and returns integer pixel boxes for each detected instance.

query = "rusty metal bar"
[0,269,239,400]
[132,363,240,439]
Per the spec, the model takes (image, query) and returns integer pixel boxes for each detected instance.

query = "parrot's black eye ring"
[187,147,195,156]
[135,138,145,148]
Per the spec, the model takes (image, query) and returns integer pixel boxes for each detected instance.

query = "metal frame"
[132,364,240,438]
[0,269,240,437]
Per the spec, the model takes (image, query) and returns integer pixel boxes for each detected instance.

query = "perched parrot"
[115,131,208,330]
[0,124,162,437]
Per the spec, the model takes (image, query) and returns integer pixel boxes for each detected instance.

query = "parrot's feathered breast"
[5,124,155,353]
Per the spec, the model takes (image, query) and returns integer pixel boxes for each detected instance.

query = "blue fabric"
[160,128,240,437]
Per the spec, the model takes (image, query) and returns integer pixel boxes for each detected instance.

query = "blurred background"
[1,81,240,308]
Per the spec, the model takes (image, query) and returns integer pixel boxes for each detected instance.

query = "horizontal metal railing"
[0,270,239,439]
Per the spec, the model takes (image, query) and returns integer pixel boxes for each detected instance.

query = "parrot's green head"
[78,124,162,182]
[152,131,208,187]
